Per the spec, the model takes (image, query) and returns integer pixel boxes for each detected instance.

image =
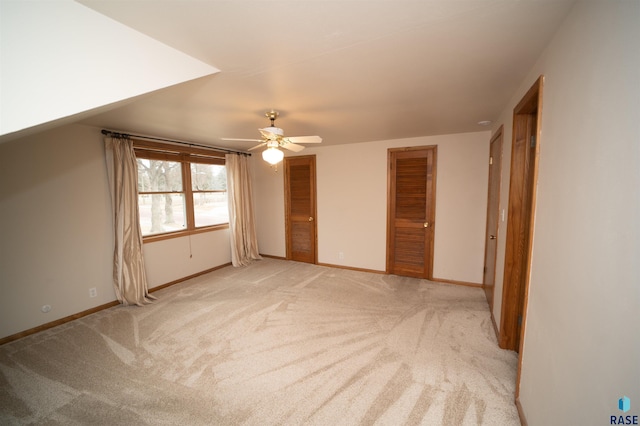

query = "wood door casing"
[284,156,317,264]
[386,146,437,279]
[483,127,504,310]
[500,76,543,357]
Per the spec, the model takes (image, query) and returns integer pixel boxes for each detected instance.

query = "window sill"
[142,224,229,244]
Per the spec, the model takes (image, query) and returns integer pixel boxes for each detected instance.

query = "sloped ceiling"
[8,0,577,149]
[0,0,218,141]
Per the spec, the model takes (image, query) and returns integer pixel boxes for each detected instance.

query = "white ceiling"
[76,0,576,150]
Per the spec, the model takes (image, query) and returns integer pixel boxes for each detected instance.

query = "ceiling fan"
[222,110,322,165]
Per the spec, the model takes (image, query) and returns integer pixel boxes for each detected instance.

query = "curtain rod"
[101,129,251,156]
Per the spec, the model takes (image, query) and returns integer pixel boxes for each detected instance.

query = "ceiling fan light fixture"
[262,146,284,165]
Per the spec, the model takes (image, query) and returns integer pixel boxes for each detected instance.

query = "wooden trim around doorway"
[499,76,544,400]
[500,77,543,350]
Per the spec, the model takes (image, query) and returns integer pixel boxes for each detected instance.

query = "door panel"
[285,156,317,264]
[483,127,503,310]
[393,226,426,275]
[387,147,436,279]
[291,222,313,259]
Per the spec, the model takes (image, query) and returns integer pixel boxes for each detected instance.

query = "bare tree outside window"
[135,153,229,238]
[137,159,186,235]
[191,163,229,227]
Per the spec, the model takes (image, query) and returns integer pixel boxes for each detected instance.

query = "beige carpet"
[0,259,520,425]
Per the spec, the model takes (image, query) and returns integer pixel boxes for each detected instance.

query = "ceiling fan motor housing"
[261,126,284,137]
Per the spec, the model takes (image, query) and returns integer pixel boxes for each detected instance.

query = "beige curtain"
[104,136,155,306]
[226,153,262,266]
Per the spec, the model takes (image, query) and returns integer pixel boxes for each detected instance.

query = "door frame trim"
[499,76,544,398]
[386,145,437,279]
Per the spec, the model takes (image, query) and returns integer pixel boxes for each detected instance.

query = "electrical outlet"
[89,287,97,298]
[338,252,345,260]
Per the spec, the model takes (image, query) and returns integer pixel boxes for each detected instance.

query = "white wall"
[143,230,231,287]
[0,124,231,339]
[253,158,287,258]
[0,124,113,338]
[253,131,490,283]
[0,0,217,138]
[491,1,640,424]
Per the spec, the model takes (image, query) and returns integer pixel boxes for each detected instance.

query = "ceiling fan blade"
[249,142,267,151]
[281,142,305,152]
[287,135,322,144]
[221,138,262,142]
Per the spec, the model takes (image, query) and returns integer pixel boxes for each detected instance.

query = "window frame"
[133,139,229,243]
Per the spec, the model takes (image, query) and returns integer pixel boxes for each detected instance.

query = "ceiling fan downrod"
[266,110,279,127]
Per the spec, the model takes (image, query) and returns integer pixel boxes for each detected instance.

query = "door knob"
[309,217,314,222]
[489,235,496,240]
[424,222,429,228]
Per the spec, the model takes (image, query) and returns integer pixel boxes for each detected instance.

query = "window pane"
[137,159,183,192]
[193,192,229,227]
[138,193,187,236]
[191,163,226,191]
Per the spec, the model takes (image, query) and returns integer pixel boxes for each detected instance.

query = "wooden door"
[284,156,317,264]
[387,147,437,278]
[483,127,504,310]
[500,76,543,355]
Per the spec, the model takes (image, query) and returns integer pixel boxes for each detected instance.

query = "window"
[134,140,228,240]
[137,158,187,235]
[191,163,228,227]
